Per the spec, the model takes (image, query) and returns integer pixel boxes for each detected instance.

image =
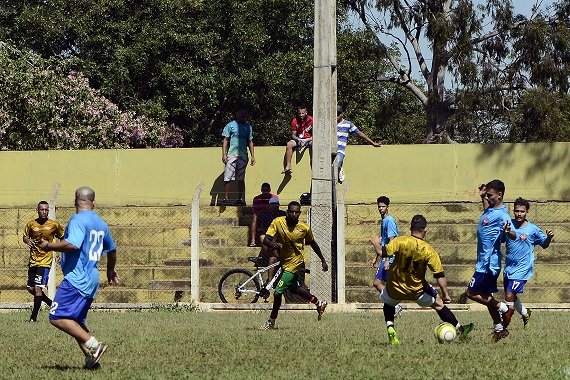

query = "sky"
[348,0,558,84]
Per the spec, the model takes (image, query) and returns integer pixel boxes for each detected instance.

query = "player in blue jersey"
[465,180,516,342]
[371,196,399,291]
[501,197,554,330]
[39,186,118,370]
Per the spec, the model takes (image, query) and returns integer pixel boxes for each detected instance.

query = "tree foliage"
[346,0,570,143]
[0,42,183,150]
[0,0,425,149]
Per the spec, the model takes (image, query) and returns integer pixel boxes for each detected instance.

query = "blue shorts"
[467,271,499,295]
[503,277,527,294]
[374,262,389,282]
[27,266,50,288]
[49,279,93,324]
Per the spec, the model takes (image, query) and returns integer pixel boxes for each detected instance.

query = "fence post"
[47,183,61,301]
[191,183,204,303]
[336,185,347,304]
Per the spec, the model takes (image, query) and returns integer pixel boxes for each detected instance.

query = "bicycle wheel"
[218,269,261,303]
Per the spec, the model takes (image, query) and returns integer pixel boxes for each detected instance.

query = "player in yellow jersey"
[23,201,64,322]
[260,201,328,330]
[373,214,474,344]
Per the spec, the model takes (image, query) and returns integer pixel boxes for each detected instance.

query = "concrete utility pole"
[311,0,337,302]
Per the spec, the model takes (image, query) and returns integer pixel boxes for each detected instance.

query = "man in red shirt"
[283,106,313,173]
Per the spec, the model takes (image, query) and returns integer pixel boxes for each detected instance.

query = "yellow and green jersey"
[385,235,444,300]
[265,216,314,273]
[23,218,64,267]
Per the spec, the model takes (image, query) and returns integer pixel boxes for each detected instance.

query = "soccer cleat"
[522,309,532,329]
[501,308,515,329]
[259,319,277,331]
[84,343,108,369]
[316,300,327,321]
[28,318,37,323]
[491,328,509,343]
[387,326,400,345]
[458,322,474,340]
[395,304,403,318]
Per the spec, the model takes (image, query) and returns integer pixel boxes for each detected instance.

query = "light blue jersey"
[475,205,510,275]
[222,120,253,159]
[381,215,399,264]
[61,210,116,298]
[504,221,547,280]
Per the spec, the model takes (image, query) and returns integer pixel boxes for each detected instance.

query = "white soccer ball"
[434,322,457,343]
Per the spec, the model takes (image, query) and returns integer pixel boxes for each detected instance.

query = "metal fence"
[0,200,568,305]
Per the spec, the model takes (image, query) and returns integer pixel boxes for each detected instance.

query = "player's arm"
[23,230,35,249]
[434,272,451,304]
[221,137,229,164]
[307,239,328,272]
[39,239,78,253]
[262,234,281,256]
[542,229,554,249]
[503,220,516,240]
[370,236,382,267]
[248,139,255,166]
[106,249,119,284]
[356,131,381,147]
[478,183,489,210]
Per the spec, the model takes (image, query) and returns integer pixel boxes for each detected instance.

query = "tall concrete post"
[311,0,337,301]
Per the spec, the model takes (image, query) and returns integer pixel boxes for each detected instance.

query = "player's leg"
[50,279,107,367]
[261,271,295,329]
[425,289,474,340]
[235,158,247,204]
[379,289,400,345]
[29,267,50,322]
[466,272,508,341]
[289,272,327,321]
[501,277,520,328]
[283,140,296,172]
[505,279,530,328]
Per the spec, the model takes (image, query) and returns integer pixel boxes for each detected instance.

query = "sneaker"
[259,319,277,330]
[84,343,108,369]
[83,357,101,370]
[338,168,345,183]
[395,304,403,318]
[387,326,400,345]
[28,318,37,323]
[501,308,515,329]
[458,322,474,340]
[316,300,327,321]
[491,328,509,343]
[522,309,532,329]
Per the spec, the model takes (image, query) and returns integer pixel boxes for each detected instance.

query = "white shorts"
[224,157,247,182]
[380,289,435,308]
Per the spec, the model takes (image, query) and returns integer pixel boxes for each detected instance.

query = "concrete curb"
[2,302,569,312]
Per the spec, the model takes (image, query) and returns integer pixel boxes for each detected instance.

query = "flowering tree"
[0,43,183,150]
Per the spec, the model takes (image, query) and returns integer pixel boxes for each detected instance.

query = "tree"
[345,0,570,143]
[0,42,183,150]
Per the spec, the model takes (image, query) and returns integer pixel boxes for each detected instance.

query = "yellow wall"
[1,142,568,206]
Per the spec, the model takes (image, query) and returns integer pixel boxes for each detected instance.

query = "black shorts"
[27,266,50,288]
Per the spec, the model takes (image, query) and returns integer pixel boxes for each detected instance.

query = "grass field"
[1,307,569,379]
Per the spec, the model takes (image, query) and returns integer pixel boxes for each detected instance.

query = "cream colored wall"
[0,142,568,206]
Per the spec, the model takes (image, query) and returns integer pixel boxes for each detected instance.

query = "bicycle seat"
[247,256,267,266]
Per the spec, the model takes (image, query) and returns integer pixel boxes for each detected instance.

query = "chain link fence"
[1,200,568,304]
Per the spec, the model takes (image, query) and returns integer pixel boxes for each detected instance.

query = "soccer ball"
[434,322,457,343]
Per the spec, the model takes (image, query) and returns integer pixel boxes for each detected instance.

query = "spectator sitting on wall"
[283,105,313,174]
[249,183,275,247]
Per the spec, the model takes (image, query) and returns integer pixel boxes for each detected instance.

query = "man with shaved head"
[39,186,118,369]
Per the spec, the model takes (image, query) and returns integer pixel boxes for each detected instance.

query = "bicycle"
[218,256,282,303]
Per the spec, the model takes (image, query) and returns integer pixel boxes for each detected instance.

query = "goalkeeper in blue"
[501,197,554,330]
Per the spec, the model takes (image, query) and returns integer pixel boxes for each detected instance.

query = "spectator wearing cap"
[336,105,381,183]
[249,183,275,246]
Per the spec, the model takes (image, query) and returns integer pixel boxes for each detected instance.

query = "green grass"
[0,308,569,379]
